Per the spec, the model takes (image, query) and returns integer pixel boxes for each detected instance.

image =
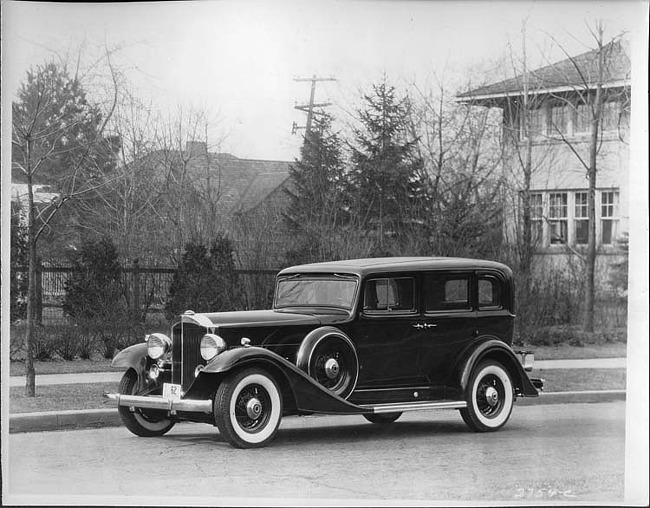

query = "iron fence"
[18,262,278,325]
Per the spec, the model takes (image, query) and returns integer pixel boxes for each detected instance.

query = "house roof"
[458,39,630,102]
[150,147,292,220]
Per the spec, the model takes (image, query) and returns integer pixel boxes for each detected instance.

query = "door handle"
[412,323,437,329]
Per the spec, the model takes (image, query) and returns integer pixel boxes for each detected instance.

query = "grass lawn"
[9,358,114,376]
[8,342,628,377]
[8,368,625,414]
[10,382,119,413]
[524,342,627,360]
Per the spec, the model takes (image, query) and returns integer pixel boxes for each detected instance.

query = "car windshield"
[274,276,358,309]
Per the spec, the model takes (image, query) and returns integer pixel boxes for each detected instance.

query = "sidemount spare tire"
[296,327,359,399]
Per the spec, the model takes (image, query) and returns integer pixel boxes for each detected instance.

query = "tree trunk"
[25,169,37,397]
[583,36,605,333]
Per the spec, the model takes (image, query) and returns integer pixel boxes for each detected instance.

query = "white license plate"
[163,383,182,402]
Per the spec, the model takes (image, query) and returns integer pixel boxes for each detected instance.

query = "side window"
[478,276,503,310]
[425,274,471,312]
[363,277,415,313]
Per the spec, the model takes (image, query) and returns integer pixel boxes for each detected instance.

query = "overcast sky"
[2,0,646,162]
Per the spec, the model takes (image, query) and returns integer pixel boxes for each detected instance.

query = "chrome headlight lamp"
[200,333,227,361]
[146,333,172,360]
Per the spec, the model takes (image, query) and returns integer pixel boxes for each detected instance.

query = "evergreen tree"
[62,237,125,322]
[283,113,347,263]
[165,235,242,319]
[348,79,426,253]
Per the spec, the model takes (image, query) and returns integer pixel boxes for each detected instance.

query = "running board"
[360,400,467,414]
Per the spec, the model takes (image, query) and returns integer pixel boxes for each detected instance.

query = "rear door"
[417,271,477,386]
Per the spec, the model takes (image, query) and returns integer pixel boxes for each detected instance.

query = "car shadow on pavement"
[160,417,499,448]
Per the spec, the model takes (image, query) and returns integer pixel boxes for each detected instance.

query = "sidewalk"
[8,357,627,434]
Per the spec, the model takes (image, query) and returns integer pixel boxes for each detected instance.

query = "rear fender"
[201,346,365,414]
[456,338,539,397]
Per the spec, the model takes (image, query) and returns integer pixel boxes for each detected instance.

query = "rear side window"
[478,275,503,309]
[424,274,471,312]
[363,277,415,313]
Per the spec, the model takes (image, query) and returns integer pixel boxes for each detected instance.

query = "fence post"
[133,258,141,322]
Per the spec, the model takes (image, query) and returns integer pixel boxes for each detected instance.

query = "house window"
[550,104,568,135]
[600,101,619,132]
[576,103,592,133]
[531,193,544,243]
[549,192,568,244]
[601,191,618,245]
[529,108,546,138]
[574,192,589,245]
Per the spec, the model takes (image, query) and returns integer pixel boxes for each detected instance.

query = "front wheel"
[460,360,514,432]
[118,369,175,437]
[214,368,283,449]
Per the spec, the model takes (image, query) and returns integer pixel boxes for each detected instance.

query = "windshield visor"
[275,277,358,309]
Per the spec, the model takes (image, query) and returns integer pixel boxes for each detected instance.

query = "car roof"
[278,257,512,278]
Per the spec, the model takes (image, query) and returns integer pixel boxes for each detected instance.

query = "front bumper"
[104,393,213,414]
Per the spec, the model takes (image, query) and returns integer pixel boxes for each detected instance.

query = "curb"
[8,390,626,434]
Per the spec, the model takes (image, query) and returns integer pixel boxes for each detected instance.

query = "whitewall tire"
[460,360,514,432]
[214,368,283,448]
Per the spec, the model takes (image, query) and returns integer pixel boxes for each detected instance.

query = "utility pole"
[292,75,337,141]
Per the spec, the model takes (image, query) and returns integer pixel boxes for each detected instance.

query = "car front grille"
[172,323,205,390]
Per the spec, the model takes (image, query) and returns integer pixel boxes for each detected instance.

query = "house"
[149,141,293,267]
[457,40,630,285]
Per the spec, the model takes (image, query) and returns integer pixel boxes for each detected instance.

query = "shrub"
[49,324,96,361]
[165,235,243,319]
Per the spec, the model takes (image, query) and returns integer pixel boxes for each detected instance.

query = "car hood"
[180,309,323,329]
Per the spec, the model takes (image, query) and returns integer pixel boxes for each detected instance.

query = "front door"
[350,274,426,387]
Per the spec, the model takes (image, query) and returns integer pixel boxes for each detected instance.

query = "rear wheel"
[214,368,283,449]
[118,369,175,437]
[363,412,402,424]
[460,360,514,432]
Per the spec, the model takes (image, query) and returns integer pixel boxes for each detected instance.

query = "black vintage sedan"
[105,257,543,448]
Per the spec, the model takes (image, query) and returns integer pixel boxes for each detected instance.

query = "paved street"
[5,401,626,505]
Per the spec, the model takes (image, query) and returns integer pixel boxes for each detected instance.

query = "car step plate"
[360,400,467,414]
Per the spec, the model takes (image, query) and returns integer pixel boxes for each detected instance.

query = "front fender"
[455,338,539,397]
[111,342,148,370]
[111,343,149,388]
[201,346,365,414]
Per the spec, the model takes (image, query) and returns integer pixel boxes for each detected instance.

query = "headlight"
[147,333,171,360]
[200,334,227,361]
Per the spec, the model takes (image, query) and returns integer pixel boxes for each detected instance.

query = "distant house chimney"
[185,141,207,157]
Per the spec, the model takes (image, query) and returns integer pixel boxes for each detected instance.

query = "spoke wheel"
[308,336,358,399]
[118,369,175,437]
[214,368,282,449]
[363,412,402,424]
[460,360,514,432]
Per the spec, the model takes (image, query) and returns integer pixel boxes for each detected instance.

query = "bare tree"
[544,24,630,331]
[11,56,119,396]
[409,72,505,259]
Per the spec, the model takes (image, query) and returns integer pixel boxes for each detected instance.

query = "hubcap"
[246,397,262,419]
[485,386,499,406]
[324,358,340,379]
